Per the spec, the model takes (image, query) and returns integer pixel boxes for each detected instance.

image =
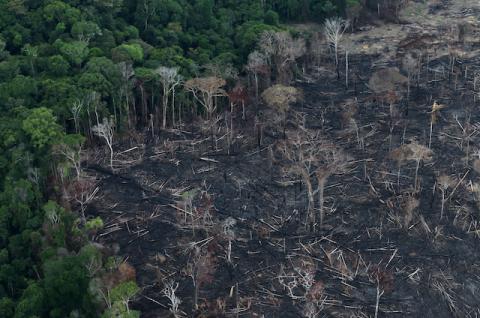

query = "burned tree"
[261,84,302,135]
[162,281,183,317]
[323,17,349,79]
[92,117,115,171]
[246,51,269,101]
[54,134,86,180]
[407,141,432,192]
[155,66,182,128]
[185,76,226,120]
[118,62,135,129]
[279,125,349,230]
[188,244,217,310]
[437,175,454,219]
[261,84,301,115]
[71,98,83,133]
[228,83,248,120]
[401,52,420,101]
[428,101,445,149]
[259,31,306,84]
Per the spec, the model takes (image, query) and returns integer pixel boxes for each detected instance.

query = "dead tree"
[437,175,454,219]
[92,117,115,171]
[261,84,302,133]
[162,281,184,318]
[309,32,325,69]
[227,83,248,120]
[315,145,349,228]
[54,134,85,180]
[185,77,226,120]
[155,66,182,129]
[401,52,420,101]
[259,31,306,84]
[71,99,83,133]
[66,176,99,222]
[246,51,268,101]
[344,39,354,88]
[323,17,349,79]
[188,245,216,310]
[118,62,135,129]
[279,125,349,229]
[407,141,432,191]
[280,130,318,226]
[261,84,301,115]
[428,101,445,149]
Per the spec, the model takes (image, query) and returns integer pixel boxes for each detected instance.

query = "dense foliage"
[0,0,356,316]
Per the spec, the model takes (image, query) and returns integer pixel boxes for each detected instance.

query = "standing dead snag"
[259,31,306,84]
[406,141,433,192]
[261,84,302,125]
[246,51,268,101]
[54,134,86,180]
[428,101,445,149]
[383,90,402,150]
[369,68,408,95]
[279,126,349,230]
[437,175,454,220]
[66,176,99,222]
[155,66,182,128]
[261,84,302,142]
[390,142,432,192]
[344,39,354,89]
[389,144,409,190]
[185,77,226,120]
[315,145,349,229]
[162,281,183,318]
[71,98,83,133]
[401,52,420,102]
[92,117,115,171]
[323,17,349,79]
[280,130,317,226]
[118,62,135,129]
[228,83,248,120]
[188,244,217,310]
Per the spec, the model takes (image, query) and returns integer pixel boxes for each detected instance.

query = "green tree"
[58,40,89,67]
[43,255,95,318]
[0,297,14,318]
[71,20,101,42]
[22,107,61,150]
[46,55,70,76]
[111,43,144,63]
[14,283,46,318]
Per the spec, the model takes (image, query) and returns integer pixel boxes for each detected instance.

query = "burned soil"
[87,2,480,318]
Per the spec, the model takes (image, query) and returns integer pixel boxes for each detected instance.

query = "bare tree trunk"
[414,159,420,191]
[254,73,259,103]
[162,86,168,128]
[440,190,445,219]
[301,170,315,228]
[335,43,340,79]
[345,50,349,88]
[318,180,325,228]
[171,87,176,127]
[109,144,114,171]
[193,278,199,310]
[428,117,433,149]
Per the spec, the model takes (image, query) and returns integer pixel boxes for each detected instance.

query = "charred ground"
[86,2,480,317]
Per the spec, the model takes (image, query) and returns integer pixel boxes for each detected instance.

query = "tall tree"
[323,17,349,79]
[184,76,226,119]
[155,66,182,128]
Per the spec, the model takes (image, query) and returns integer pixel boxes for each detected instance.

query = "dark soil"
[88,47,480,317]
